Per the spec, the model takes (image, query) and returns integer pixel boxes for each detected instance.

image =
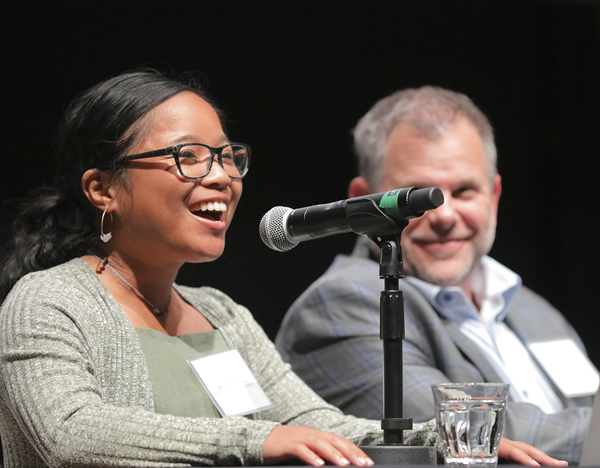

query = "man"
[275,86,597,463]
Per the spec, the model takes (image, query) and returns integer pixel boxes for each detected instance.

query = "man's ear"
[348,176,375,199]
[491,173,502,223]
[81,169,117,211]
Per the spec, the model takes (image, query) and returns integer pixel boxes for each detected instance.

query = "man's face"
[379,117,502,290]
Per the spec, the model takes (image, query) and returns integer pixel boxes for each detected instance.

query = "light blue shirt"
[405,255,564,413]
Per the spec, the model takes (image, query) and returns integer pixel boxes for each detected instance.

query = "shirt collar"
[405,255,522,324]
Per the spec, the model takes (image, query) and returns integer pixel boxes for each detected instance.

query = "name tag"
[528,339,600,398]
[187,349,273,416]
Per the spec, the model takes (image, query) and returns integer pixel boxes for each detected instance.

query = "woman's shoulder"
[175,284,256,329]
[1,258,133,345]
[175,284,233,302]
[2,258,103,312]
[9,258,92,289]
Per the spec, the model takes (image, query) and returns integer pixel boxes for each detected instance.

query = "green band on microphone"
[378,190,399,209]
[378,189,407,224]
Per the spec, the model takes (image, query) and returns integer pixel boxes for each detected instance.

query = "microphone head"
[259,206,298,252]
[409,187,444,215]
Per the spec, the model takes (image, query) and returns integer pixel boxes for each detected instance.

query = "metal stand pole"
[360,236,436,465]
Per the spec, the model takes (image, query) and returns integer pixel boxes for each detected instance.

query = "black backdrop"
[2,0,600,370]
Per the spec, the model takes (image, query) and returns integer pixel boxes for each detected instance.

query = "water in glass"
[437,397,505,467]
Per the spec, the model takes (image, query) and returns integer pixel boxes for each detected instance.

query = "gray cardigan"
[0,259,438,467]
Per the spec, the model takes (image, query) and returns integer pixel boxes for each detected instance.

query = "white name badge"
[187,349,273,416]
[528,339,600,398]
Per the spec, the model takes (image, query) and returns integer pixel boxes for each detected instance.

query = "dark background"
[2,1,600,369]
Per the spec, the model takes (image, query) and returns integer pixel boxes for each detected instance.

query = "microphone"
[259,187,443,252]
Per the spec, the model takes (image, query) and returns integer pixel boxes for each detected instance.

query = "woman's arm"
[0,271,278,467]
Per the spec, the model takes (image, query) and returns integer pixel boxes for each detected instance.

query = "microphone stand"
[261,187,444,463]
[360,233,437,465]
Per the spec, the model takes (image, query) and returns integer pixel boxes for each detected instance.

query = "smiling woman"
[0,69,387,468]
[0,70,567,468]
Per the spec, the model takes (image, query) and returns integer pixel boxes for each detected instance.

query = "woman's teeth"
[199,201,227,212]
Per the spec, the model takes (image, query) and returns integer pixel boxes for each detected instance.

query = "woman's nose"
[202,156,231,186]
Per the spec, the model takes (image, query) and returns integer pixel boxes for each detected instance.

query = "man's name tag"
[187,349,273,416]
[528,339,600,398]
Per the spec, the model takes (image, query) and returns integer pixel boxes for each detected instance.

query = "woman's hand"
[499,438,569,466]
[263,425,374,467]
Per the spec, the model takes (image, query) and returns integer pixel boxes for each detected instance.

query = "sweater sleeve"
[0,269,278,467]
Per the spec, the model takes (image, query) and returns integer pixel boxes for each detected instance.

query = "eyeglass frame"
[115,142,251,180]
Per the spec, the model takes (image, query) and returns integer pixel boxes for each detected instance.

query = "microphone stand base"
[359,445,437,465]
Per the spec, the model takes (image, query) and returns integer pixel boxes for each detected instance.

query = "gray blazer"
[276,237,594,463]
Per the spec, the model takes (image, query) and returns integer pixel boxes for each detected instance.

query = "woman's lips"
[189,200,229,227]
[199,201,227,212]
[189,200,228,213]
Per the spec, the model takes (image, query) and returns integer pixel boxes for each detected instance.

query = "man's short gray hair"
[353,86,497,190]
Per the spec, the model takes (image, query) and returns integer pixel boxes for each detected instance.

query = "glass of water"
[431,383,510,468]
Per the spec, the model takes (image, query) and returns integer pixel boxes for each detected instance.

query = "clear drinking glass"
[431,383,510,468]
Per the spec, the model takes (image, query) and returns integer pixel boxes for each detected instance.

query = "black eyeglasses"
[117,142,251,179]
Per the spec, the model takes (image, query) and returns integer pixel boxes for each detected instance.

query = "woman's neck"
[85,247,176,315]
[83,247,214,336]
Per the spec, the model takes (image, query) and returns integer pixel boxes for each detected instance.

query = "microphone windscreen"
[259,206,297,252]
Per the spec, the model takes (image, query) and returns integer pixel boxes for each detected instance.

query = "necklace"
[92,253,171,316]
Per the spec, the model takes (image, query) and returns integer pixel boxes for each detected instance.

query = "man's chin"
[405,259,475,288]
[405,232,493,287]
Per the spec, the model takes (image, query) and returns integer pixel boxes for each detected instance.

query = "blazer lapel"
[444,320,504,384]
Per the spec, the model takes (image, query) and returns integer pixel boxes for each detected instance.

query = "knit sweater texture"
[0,259,439,467]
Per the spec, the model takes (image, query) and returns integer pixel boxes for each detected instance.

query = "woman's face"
[109,91,243,268]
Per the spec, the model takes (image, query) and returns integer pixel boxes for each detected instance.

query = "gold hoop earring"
[100,209,113,243]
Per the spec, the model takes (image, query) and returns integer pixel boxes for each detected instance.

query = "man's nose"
[426,193,457,229]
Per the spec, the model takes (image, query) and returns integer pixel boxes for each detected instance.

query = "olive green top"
[135,328,228,419]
